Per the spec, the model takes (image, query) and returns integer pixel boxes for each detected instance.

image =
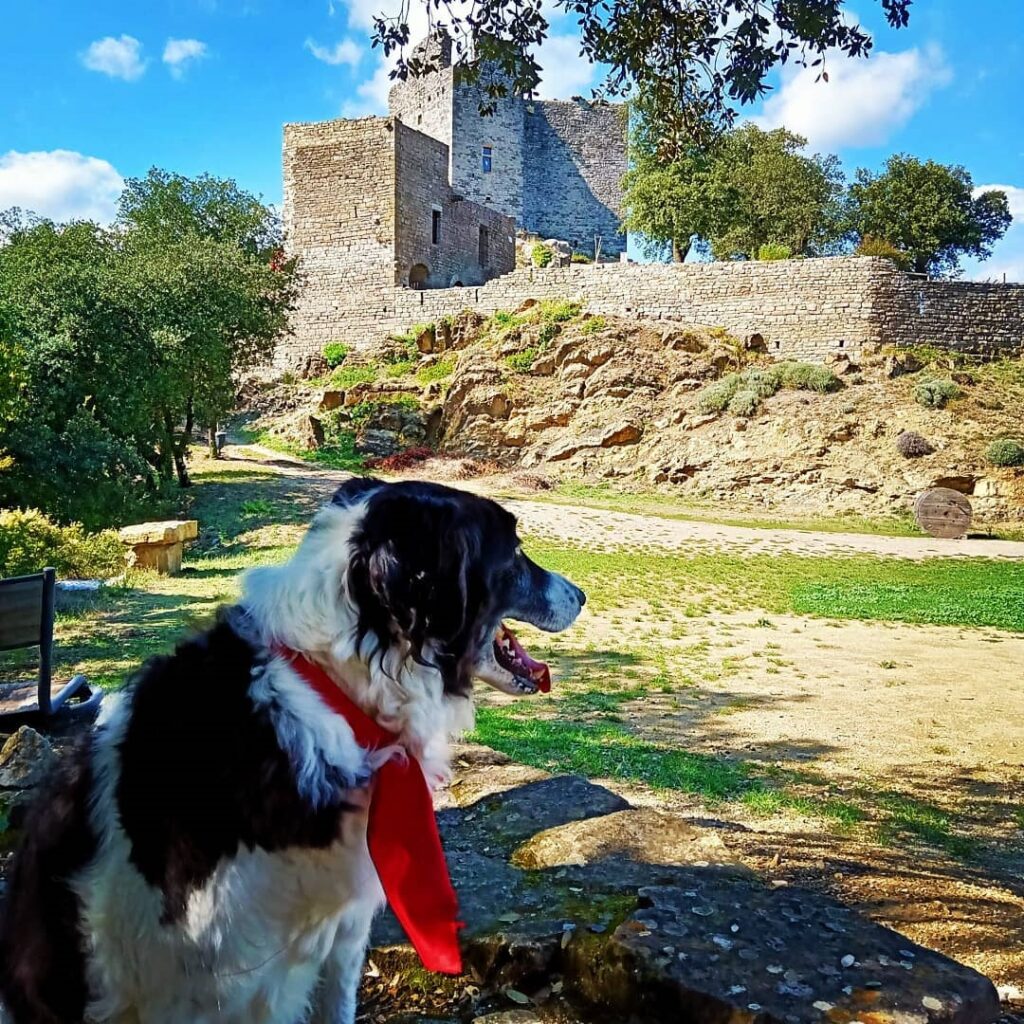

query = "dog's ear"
[350,494,483,668]
[331,476,383,509]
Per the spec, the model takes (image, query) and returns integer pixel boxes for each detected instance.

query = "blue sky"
[1,0,1022,278]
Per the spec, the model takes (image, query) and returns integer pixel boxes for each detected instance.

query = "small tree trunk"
[208,423,220,459]
[671,238,691,263]
[163,409,192,488]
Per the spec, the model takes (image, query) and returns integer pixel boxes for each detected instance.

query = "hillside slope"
[247,303,1024,524]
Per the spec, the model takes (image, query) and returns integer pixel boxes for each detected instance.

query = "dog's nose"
[575,585,587,608]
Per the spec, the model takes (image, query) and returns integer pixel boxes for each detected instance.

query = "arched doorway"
[409,263,429,289]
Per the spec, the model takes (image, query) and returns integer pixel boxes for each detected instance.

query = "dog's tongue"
[504,624,551,693]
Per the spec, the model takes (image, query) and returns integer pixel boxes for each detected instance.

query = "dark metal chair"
[0,567,103,724]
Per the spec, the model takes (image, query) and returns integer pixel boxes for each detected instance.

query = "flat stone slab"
[370,749,1000,1024]
[118,520,198,546]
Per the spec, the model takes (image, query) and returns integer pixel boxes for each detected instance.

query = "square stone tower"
[388,30,627,256]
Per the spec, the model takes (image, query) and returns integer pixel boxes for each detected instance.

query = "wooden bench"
[0,568,103,724]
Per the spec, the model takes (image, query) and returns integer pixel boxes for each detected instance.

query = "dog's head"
[334,477,585,698]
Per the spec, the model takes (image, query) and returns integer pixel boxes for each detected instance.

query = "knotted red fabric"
[274,645,463,975]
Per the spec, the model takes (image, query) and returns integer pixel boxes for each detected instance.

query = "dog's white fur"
[55,499,470,1024]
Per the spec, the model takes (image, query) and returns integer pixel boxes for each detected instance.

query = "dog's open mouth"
[493,624,551,694]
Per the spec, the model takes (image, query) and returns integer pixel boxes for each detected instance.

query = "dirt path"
[231,445,1024,560]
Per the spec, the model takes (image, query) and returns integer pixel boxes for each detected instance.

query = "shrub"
[330,363,379,389]
[570,251,592,264]
[855,235,913,270]
[694,361,840,418]
[323,342,350,368]
[776,361,842,393]
[0,508,124,580]
[538,322,561,347]
[742,367,783,399]
[696,374,741,414]
[727,389,760,417]
[537,299,582,323]
[417,356,456,384]
[505,348,538,373]
[345,394,420,427]
[579,315,607,335]
[895,431,935,458]
[914,377,960,409]
[986,438,1024,467]
[756,242,792,261]
[531,243,555,268]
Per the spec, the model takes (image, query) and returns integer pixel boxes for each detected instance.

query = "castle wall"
[276,257,1024,368]
[281,117,398,365]
[394,121,515,289]
[881,276,1024,356]
[523,100,627,256]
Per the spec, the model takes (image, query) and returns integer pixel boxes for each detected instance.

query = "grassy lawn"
[6,454,1019,864]
[528,540,1024,632]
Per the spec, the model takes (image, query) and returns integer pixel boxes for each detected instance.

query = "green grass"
[18,455,1009,862]
[417,356,456,384]
[874,792,976,858]
[246,428,365,473]
[526,540,1024,632]
[472,708,751,800]
[329,364,380,389]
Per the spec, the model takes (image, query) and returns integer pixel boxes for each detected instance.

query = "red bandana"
[274,645,463,975]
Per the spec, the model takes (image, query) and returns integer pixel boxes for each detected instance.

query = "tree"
[0,170,297,525]
[374,1,912,142]
[707,124,846,259]
[117,169,297,485]
[847,156,1012,277]
[621,98,727,261]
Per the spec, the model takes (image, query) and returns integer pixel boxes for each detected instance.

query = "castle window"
[431,208,442,245]
[481,146,492,173]
[478,225,489,266]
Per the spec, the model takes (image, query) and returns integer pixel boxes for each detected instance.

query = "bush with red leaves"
[365,447,435,472]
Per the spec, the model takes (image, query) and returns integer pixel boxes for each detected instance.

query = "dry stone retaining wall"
[278,256,1023,367]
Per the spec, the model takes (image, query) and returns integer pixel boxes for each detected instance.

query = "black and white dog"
[0,478,585,1024]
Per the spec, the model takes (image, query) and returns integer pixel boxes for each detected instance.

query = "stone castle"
[281,31,627,364]
[279,34,1023,369]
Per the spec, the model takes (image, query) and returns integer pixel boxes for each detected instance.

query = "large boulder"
[0,727,56,791]
[370,750,1002,1024]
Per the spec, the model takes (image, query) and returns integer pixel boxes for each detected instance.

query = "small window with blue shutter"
[481,146,492,173]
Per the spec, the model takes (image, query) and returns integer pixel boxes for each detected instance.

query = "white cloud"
[342,62,393,117]
[534,33,598,100]
[81,34,147,81]
[163,38,209,78]
[0,150,124,224]
[974,183,1024,224]
[755,43,952,150]
[305,37,362,68]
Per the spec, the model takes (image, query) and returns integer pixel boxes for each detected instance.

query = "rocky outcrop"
[431,316,1024,522]
[370,747,1001,1024]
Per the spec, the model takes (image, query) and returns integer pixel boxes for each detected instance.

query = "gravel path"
[235,446,1024,561]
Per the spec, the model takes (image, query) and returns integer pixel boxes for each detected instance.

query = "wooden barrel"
[914,487,972,539]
